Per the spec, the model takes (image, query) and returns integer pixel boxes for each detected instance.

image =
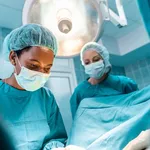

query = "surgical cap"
[0,24,58,79]
[80,42,111,72]
[3,23,58,61]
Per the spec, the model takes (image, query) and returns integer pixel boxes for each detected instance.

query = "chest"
[83,84,122,97]
[0,94,50,150]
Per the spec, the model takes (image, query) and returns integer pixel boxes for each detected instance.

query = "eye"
[85,62,89,65]
[84,61,90,65]
[31,64,39,68]
[31,64,37,67]
[93,57,101,62]
[44,67,51,73]
[27,64,40,70]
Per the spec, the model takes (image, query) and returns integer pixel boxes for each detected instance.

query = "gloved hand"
[123,129,150,150]
[65,145,86,150]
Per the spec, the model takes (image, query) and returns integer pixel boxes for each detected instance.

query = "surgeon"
[0,24,67,150]
[70,42,138,118]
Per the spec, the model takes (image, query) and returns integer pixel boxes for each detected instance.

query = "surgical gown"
[0,80,67,150]
[68,86,150,149]
[70,74,138,118]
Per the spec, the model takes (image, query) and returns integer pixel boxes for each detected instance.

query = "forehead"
[83,50,101,60]
[20,46,54,64]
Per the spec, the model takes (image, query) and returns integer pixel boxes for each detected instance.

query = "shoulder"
[107,75,138,92]
[115,75,138,91]
[107,74,137,87]
[108,74,134,82]
[116,75,136,83]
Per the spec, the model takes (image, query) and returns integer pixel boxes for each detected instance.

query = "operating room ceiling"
[0,0,142,38]
[0,0,149,66]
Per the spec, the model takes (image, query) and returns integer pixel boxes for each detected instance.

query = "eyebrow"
[84,59,90,62]
[29,59,40,63]
[29,59,53,66]
[84,55,100,61]
[93,55,101,59]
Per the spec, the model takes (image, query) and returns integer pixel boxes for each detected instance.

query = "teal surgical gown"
[70,74,138,119]
[0,80,67,150]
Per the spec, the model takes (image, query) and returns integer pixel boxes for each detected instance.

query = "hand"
[123,130,150,150]
[65,145,86,150]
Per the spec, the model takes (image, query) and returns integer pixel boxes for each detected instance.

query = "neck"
[3,74,24,90]
[88,73,108,85]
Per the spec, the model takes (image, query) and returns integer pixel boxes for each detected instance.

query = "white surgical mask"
[14,58,50,91]
[84,60,105,79]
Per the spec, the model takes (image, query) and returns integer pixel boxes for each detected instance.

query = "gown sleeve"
[70,87,82,120]
[42,91,67,150]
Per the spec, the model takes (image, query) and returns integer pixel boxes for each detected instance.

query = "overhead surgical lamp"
[22,0,127,57]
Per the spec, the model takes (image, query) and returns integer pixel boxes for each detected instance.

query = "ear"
[9,51,17,66]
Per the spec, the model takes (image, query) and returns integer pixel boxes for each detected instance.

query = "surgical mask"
[14,58,50,91]
[84,60,105,79]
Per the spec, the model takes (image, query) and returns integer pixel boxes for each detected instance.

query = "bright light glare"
[40,0,88,40]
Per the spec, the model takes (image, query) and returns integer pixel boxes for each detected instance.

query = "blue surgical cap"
[3,23,58,61]
[80,42,111,72]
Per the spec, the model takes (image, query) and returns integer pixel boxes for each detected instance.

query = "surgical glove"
[123,130,150,150]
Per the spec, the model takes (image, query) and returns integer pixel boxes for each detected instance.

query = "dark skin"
[83,50,108,85]
[3,46,54,90]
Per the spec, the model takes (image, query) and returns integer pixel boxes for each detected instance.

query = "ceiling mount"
[99,0,127,28]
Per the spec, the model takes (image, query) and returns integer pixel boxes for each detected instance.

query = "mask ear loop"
[15,54,22,67]
[14,54,22,75]
[2,52,19,86]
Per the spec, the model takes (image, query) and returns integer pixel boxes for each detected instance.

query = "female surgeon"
[70,42,138,119]
[0,24,67,150]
